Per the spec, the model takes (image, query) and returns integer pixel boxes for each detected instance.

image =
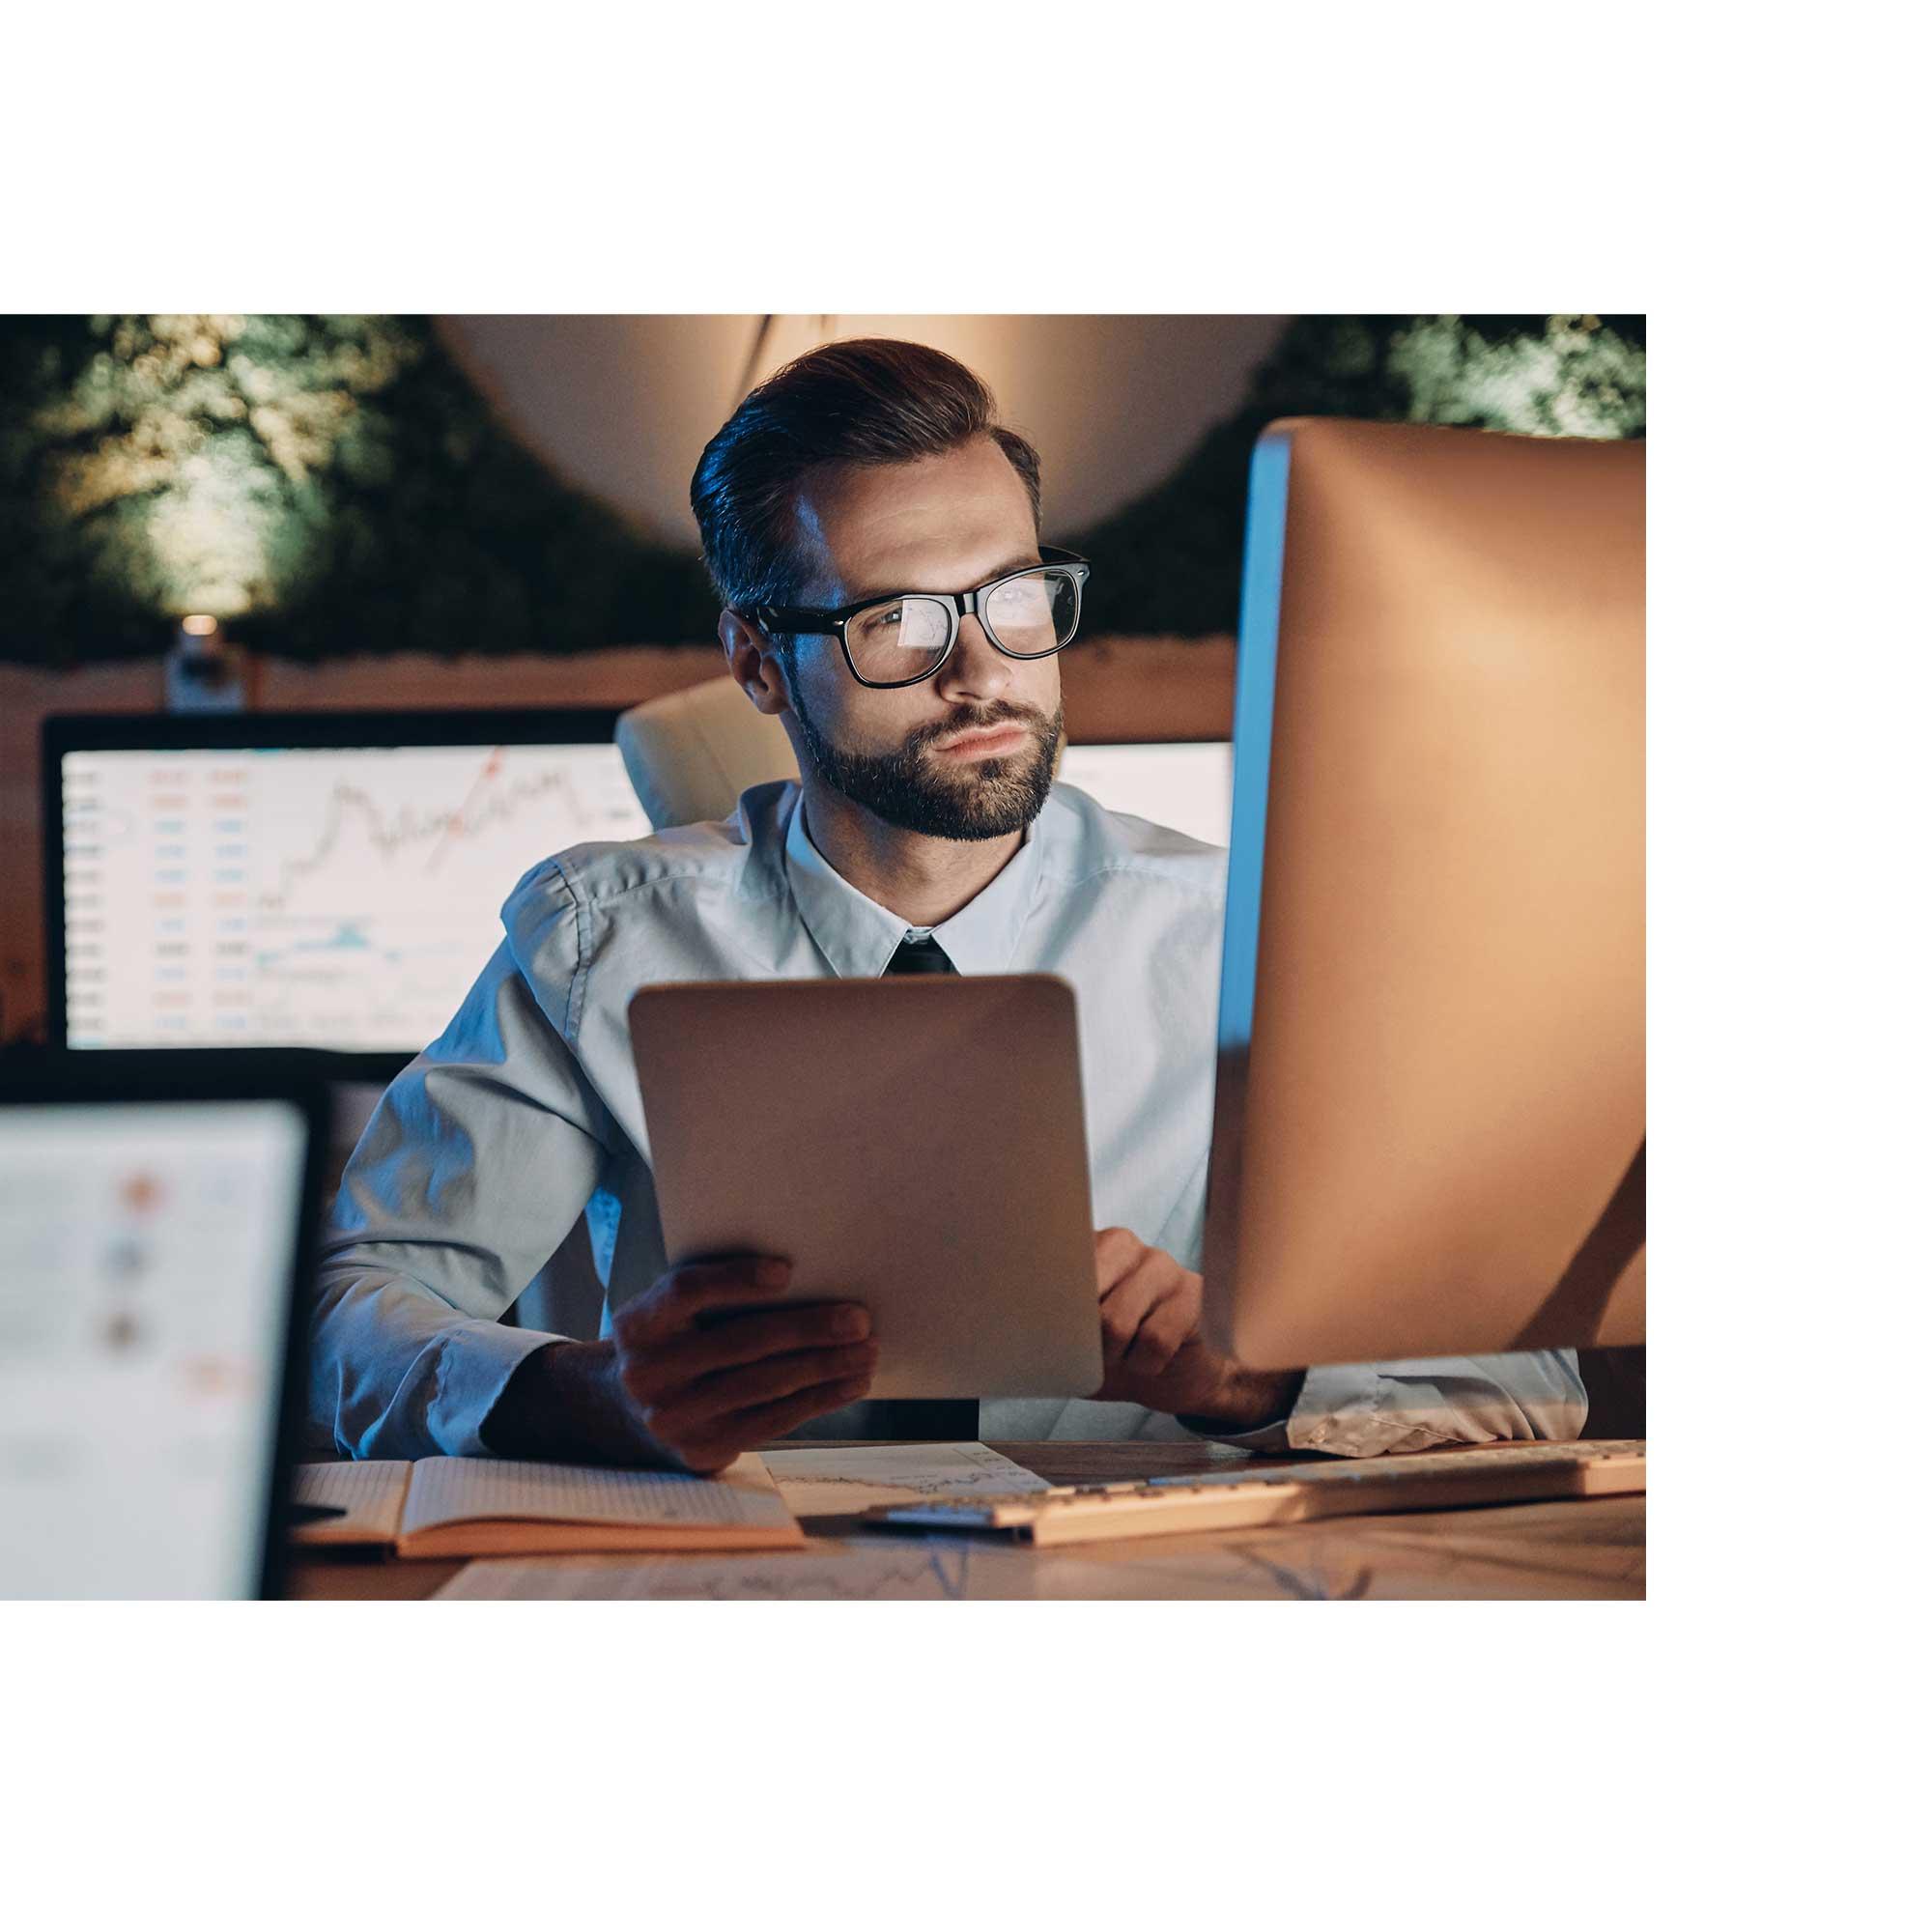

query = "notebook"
[291,1454,804,1557]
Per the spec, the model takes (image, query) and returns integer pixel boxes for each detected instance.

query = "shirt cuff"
[432,1319,574,1458]
[1280,1361,1477,1458]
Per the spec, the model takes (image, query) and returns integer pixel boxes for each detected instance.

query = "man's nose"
[934,611,1013,707]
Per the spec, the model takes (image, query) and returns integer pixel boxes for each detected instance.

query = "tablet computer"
[627,977,1104,1401]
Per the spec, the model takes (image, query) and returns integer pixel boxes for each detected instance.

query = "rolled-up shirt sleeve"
[1193,1349,1589,1456]
[310,862,615,1460]
[1154,1159,1588,1456]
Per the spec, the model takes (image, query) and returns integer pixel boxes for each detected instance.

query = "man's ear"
[719,609,792,718]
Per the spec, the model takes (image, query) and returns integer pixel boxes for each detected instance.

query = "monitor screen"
[57,736,650,1056]
[1202,418,1645,1366]
[1056,740,1234,850]
[0,1097,309,1598]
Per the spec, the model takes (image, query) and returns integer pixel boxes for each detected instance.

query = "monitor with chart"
[1203,417,1646,1368]
[0,1052,326,1599]
[43,710,651,1071]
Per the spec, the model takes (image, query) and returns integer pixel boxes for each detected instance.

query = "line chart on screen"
[60,743,650,1055]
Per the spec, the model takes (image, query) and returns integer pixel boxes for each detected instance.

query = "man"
[314,337,1584,1467]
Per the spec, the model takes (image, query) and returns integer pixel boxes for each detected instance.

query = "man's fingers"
[1098,1269,1160,1368]
[1098,1241,1205,1378]
[648,1342,878,1434]
[1094,1226,1144,1295]
[611,1255,792,1348]
[693,1373,876,1456]
[1122,1267,1201,1376]
[1122,1299,1193,1376]
[653,1301,870,1381]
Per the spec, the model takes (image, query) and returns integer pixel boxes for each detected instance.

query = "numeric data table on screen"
[61,743,651,1055]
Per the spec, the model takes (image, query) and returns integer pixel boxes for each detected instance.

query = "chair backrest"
[615,676,799,829]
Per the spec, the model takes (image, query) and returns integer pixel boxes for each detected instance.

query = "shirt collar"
[782,785,1047,979]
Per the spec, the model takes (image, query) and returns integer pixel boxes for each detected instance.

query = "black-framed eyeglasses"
[749,546,1092,690]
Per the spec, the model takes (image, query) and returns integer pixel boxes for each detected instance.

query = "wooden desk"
[286,1442,1645,1602]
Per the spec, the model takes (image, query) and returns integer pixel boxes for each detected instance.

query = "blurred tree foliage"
[0,314,1642,667]
[1069,313,1645,639]
[0,314,716,667]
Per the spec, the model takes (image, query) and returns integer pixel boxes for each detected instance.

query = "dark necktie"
[884,932,956,975]
[862,933,979,1440]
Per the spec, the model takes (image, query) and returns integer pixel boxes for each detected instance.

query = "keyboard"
[866,1439,1646,1547]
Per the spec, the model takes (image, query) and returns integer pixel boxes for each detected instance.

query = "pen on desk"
[286,1502,349,1525]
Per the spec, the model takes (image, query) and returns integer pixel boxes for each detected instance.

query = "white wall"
[436,315,1287,550]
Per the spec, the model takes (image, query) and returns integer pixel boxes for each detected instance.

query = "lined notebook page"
[292,1461,412,1543]
[400,1455,795,1538]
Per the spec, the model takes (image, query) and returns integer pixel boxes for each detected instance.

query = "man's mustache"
[902,701,1054,756]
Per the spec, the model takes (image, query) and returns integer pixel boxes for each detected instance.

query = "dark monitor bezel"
[41,707,630,1080]
[0,1045,334,1601]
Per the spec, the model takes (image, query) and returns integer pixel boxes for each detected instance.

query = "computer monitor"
[0,1052,327,1598]
[43,709,651,1076]
[1056,739,1234,850]
[1204,418,1645,1367]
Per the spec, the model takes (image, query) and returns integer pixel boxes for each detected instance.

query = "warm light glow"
[30,316,420,631]
[182,613,219,637]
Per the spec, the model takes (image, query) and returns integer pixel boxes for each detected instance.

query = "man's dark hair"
[690,337,1043,645]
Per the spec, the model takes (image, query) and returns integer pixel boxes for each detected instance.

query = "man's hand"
[483,1255,876,1471]
[611,1256,877,1471]
[1091,1227,1302,1433]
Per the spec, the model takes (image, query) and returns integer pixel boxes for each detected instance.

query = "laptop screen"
[1056,741,1234,850]
[55,731,650,1057]
[0,1097,310,1598]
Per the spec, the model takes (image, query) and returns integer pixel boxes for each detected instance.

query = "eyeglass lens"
[845,568,1080,684]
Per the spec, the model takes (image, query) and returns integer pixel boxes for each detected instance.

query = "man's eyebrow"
[845,552,1043,602]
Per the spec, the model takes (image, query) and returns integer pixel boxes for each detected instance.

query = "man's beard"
[790,689,1062,841]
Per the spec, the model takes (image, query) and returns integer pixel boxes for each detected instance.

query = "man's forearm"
[479,1339,665,1465]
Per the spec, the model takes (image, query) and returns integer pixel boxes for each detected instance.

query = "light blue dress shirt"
[313,781,1584,1460]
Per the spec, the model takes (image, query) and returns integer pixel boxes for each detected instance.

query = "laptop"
[0,1051,328,1599]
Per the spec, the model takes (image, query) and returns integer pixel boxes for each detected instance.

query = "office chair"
[615,675,798,829]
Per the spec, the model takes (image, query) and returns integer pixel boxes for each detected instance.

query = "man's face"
[778,437,1063,842]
